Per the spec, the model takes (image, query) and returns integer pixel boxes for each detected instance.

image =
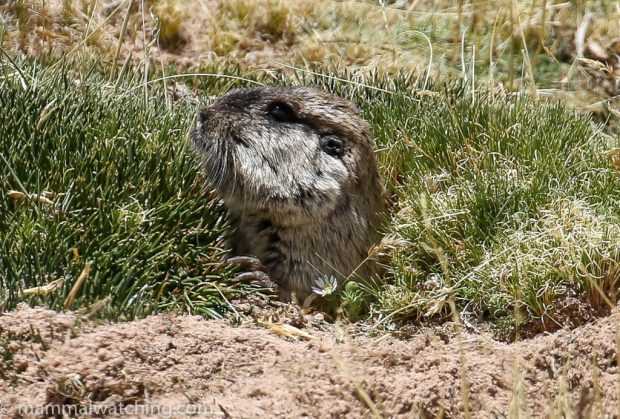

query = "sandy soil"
[0,304,618,418]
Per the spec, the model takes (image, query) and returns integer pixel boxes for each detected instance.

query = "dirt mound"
[0,304,618,417]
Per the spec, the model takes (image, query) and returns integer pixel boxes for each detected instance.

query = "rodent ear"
[268,102,297,123]
[198,108,213,125]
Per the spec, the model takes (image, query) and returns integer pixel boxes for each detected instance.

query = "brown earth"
[0,304,618,418]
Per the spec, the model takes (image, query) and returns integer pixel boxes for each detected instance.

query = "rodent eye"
[320,135,344,158]
[268,102,297,123]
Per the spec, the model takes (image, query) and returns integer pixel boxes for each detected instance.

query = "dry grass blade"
[22,278,64,297]
[263,322,318,341]
[64,262,92,309]
[8,190,54,206]
[37,99,58,130]
[77,296,111,318]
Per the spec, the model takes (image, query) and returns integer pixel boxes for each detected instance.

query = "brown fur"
[192,86,384,300]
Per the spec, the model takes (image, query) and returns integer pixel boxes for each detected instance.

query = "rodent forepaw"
[227,256,277,290]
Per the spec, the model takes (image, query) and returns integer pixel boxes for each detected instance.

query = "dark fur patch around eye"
[268,102,297,123]
[319,135,344,158]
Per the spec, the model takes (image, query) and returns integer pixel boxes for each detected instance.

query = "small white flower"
[311,275,338,296]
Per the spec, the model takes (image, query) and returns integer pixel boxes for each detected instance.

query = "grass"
[362,84,620,331]
[3,0,620,107]
[1,56,618,334]
[0,58,267,319]
[1,1,620,333]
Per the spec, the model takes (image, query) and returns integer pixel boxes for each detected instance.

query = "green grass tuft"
[1,58,619,331]
[0,60,263,319]
[359,83,620,328]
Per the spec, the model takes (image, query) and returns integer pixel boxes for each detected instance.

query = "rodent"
[192,86,385,301]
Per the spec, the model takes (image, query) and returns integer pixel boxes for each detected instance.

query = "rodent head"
[192,86,381,225]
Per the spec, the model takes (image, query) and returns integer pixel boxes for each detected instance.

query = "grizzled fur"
[192,86,384,300]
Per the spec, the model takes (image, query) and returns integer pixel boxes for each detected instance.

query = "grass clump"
[0,59,263,319]
[1,54,619,333]
[357,83,620,329]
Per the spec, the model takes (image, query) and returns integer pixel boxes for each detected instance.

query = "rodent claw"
[227,256,267,272]
[233,271,272,285]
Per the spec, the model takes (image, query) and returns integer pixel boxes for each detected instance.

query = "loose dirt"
[0,304,617,418]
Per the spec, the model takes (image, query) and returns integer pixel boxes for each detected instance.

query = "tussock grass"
[1,57,618,331]
[0,59,264,319]
[1,1,620,332]
[358,83,620,330]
